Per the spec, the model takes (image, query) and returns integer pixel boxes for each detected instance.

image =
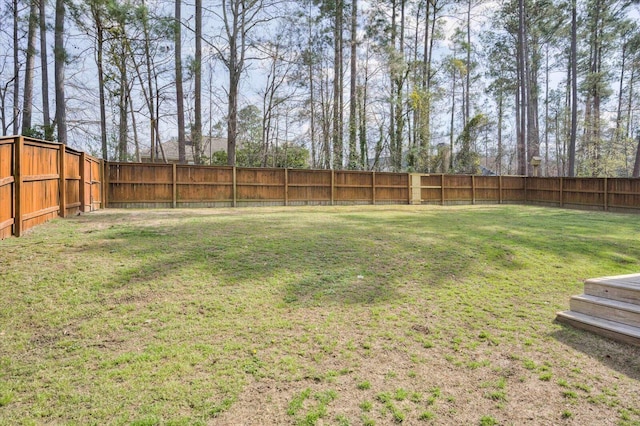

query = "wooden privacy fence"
[0,136,103,239]
[105,163,640,212]
[3,135,640,239]
[105,163,411,208]
[412,174,640,211]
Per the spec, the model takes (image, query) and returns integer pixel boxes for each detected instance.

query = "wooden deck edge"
[586,274,640,287]
[556,311,640,347]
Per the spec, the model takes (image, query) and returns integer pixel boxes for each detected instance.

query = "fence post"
[471,175,476,205]
[232,166,237,207]
[172,163,177,208]
[79,151,86,212]
[499,175,503,204]
[604,177,608,211]
[14,136,23,237]
[440,174,445,206]
[372,171,376,205]
[409,173,421,205]
[559,177,564,208]
[59,143,66,218]
[524,176,528,205]
[331,170,335,206]
[284,168,289,206]
[103,161,109,209]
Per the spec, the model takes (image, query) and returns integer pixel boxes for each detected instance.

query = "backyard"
[1,205,640,425]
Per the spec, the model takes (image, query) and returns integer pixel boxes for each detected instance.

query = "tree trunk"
[614,41,626,161]
[309,44,316,168]
[129,94,140,162]
[497,91,503,175]
[464,0,471,127]
[525,36,539,176]
[544,44,550,176]
[633,135,640,177]
[39,0,51,136]
[227,73,238,166]
[22,0,38,133]
[92,5,108,160]
[393,0,405,172]
[389,0,396,171]
[175,0,186,163]
[449,62,456,172]
[193,0,202,164]
[625,63,635,174]
[359,45,369,169]
[118,53,128,161]
[332,0,343,169]
[142,1,157,162]
[517,0,527,175]
[1,83,8,134]
[13,0,20,135]
[568,0,577,177]
[321,69,331,169]
[54,0,67,143]
[348,0,358,169]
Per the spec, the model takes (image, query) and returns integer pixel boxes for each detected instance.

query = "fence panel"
[375,172,409,204]
[0,138,14,239]
[563,178,605,210]
[609,178,640,211]
[236,168,285,204]
[20,139,61,233]
[475,176,500,203]
[419,174,444,204]
[288,169,332,205]
[108,163,173,207]
[64,148,82,216]
[526,177,561,205]
[176,165,233,206]
[335,171,373,204]
[502,176,526,202]
[86,157,103,211]
[444,175,473,203]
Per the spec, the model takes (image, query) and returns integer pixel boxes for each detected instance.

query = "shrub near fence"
[0,136,103,239]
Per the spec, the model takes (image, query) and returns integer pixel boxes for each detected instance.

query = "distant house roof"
[141,136,229,163]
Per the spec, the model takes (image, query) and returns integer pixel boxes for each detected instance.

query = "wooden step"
[585,273,640,304]
[556,310,640,346]
[570,294,640,328]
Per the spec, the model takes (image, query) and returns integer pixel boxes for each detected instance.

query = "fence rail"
[2,135,640,239]
[0,136,103,238]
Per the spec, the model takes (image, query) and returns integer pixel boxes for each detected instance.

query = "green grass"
[1,205,640,424]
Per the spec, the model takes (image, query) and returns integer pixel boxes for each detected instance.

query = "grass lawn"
[1,205,640,425]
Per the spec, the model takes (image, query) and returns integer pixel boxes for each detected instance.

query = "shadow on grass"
[72,210,414,306]
[550,323,640,381]
[69,206,640,309]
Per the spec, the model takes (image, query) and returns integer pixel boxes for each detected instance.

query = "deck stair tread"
[557,273,640,346]
[556,311,640,341]
[571,294,640,314]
